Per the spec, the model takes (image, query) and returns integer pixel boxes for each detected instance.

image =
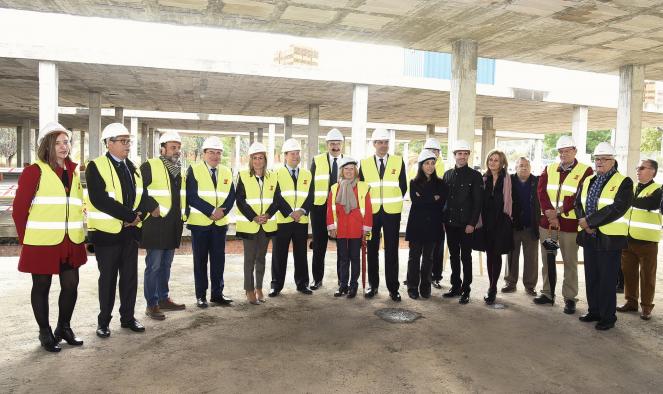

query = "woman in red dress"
[12,122,87,352]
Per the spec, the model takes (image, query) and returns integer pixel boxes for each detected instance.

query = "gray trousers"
[538,227,579,301]
[504,229,539,289]
[243,229,271,291]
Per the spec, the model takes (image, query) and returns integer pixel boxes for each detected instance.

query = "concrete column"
[249,132,255,145]
[21,120,31,166]
[153,129,160,158]
[534,139,544,174]
[480,116,496,163]
[16,126,22,166]
[257,127,264,143]
[129,117,138,161]
[615,64,645,178]
[284,115,293,140]
[351,84,368,159]
[268,123,276,167]
[448,39,478,166]
[572,105,589,163]
[88,92,101,158]
[308,104,320,167]
[80,130,85,164]
[39,61,59,129]
[426,124,435,138]
[403,141,410,175]
[114,107,124,124]
[34,129,39,155]
[148,127,155,159]
[388,129,396,155]
[140,123,148,163]
[235,135,241,172]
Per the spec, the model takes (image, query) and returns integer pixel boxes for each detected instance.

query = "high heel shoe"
[54,324,84,346]
[255,289,266,303]
[38,326,61,353]
[483,290,497,305]
[246,291,260,305]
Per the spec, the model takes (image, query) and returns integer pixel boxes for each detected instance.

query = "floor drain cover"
[375,308,421,323]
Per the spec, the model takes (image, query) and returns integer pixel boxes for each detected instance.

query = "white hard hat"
[452,139,471,153]
[556,135,576,150]
[101,122,130,141]
[371,128,390,141]
[248,142,267,156]
[593,142,616,156]
[38,121,70,145]
[423,138,441,151]
[281,138,302,153]
[158,131,181,145]
[418,150,437,164]
[202,136,223,152]
[325,128,344,142]
[338,156,358,169]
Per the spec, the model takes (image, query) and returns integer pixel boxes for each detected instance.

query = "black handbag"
[470,226,487,252]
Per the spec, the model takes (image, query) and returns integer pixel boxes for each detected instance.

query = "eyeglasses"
[110,138,132,145]
[636,166,653,171]
[594,157,613,162]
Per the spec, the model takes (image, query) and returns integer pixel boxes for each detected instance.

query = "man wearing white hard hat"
[186,136,236,308]
[359,128,407,301]
[441,139,482,304]
[138,131,186,320]
[575,142,633,330]
[534,135,593,314]
[269,138,314,297]
[86,122,148,337]
[309,128,344,290]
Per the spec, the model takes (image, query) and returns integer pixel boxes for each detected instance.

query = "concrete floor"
[1,246,663,393]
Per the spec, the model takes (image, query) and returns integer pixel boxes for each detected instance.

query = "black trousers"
[95,240,139,326]
[583,238,620,324]
[367,210,400,293]
[337,238,361,290]
[407,240,434,296]
[310,203,335,284]
[431,233,446,281]
[446,225,473,293]
[271,222,310,291]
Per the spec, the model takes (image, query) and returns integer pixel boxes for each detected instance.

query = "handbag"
[470,226,487,252]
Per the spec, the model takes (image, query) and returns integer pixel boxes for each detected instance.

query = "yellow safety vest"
[546,161,590,219]
[313,153,342,205]
[580,172,629,236]
[235,169,278,233]
[329,181,369,221]
[86,155,143,234]
[625,182,662,242]
[186,162,233,226]
[360,155,403,214]
[275,166,312,224]
[23,160,85,245]
[145,158,186,220]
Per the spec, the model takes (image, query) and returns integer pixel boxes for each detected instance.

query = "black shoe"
[420,292,431,299]
[297,287,313,295]
[268,289,280,298]
[484,291,496,305]
[563,300,576,314]
[432,280,442,289]
[347,288,357,298]
[310,281,323,290]
[196,298,208,308]
[210,294,233,305]
[616,284,624,294]
[364,288,378,298]
[459,292,470,304]
[579,312,601,322]
[334,287,348,297]
[443,289,461,298]
[390,292,402,302]
[96,326,111,338]
[533,294,554,305]
[407,290,419,300]
[120,320,145,332]
[595,320,615,331]
[38,326,61,353]
[54,325,83,346]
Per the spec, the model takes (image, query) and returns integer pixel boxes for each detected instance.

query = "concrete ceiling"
[2,57,663,137]
[3,0,663,79]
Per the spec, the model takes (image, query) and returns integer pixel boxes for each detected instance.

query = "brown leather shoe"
[159,298,186,311]
[501,284,516,293]
[145,305,166,320]
[525,288,537,296]
[641,306,653,320]
[616,301,638,312]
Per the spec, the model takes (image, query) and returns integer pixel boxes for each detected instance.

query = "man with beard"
[139,132,187,320]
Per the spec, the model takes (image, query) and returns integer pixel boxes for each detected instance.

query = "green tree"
[641,127,662,152]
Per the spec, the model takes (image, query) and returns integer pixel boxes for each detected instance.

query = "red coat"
[326,185,372,239]
[13,159,87,274]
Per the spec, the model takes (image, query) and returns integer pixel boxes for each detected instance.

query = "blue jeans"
[191,225,228,299]
[144,249,175,307]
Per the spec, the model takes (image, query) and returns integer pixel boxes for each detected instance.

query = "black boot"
[54,324,84,346]
[483,289,496,305]
[38,326,61,353]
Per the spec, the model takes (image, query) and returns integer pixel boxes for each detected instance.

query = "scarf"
[160,155,182,178]
[336,177,358,214]
[476,170,513,229]
[586,167,616,216]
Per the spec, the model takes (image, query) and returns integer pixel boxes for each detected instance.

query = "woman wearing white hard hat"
[326,157,372,298]
[235,142,279,304]
[13,121,87,352]
[405,150,446,299]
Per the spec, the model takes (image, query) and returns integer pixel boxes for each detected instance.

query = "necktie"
[121,161,134,190]
[379,158,385,179]
[210,168,217,187]
[330,157,338,186]
[291,169,297,184]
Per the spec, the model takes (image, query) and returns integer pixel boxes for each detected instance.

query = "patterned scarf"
[586,167,616,216]
[160,155,182,178]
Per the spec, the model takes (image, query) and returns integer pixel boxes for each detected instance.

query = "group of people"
[13,122,662,353]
